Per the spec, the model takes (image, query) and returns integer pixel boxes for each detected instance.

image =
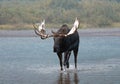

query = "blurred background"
[0,0,120,30]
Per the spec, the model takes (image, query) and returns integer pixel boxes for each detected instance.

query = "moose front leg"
[57,53,63,71]
[64,51,71,69]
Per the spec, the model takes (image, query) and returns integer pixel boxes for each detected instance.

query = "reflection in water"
[57,72,79,84]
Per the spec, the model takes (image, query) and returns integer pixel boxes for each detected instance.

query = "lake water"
[0,36,120,84]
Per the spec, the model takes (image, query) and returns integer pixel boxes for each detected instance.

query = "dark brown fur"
[53,24,79,70]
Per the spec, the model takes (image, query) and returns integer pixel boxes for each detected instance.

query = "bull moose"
[33,18,79,71]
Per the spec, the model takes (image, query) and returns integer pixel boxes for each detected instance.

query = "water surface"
[0,37,120,84]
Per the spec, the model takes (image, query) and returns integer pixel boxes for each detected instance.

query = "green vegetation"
[0,0,120,29]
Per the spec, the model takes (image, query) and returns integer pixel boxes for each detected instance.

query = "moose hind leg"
[57,53,63,70]
[73,49,78,69]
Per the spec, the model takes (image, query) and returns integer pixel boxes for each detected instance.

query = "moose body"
[33,18,79,70]
[53,24,79,70]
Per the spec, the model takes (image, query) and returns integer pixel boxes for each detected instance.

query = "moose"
[33,18,79,71]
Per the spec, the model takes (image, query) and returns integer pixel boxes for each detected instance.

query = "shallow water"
[0,37,120,84]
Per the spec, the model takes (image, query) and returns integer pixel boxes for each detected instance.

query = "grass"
[0,24,33,30]
[111,22,120,28]
[0,22,120,30]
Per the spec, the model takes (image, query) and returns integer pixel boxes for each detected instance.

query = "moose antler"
[33,21,48,39]
[33,18,79,39]
[66,17,79,36]
[33,20,66,39]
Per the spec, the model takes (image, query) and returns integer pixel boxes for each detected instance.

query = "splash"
[26,58,120,74]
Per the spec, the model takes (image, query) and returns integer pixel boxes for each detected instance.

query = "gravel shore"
[0,28,120,37]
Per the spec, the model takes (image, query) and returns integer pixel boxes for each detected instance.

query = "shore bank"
[0,28,120,37]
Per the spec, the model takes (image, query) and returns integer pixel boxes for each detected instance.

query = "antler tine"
[33,23,49,39]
